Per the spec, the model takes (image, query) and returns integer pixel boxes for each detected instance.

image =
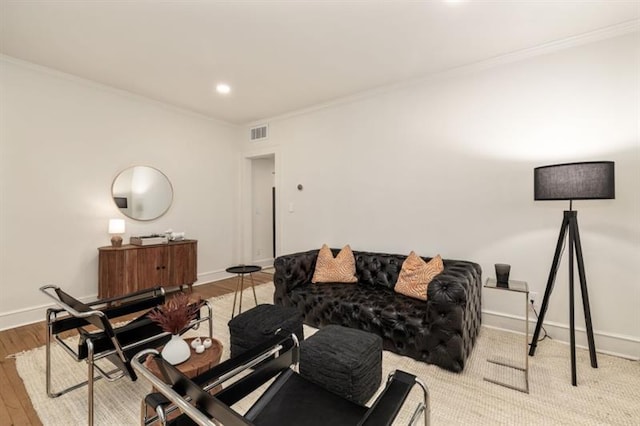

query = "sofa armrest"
[427,276,467,307]
[274,250,319,294]
[427,260,481,306]
[427,259,482,370]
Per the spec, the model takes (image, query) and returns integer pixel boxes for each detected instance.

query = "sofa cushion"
[311,244,357,284]
[394,252,444,301]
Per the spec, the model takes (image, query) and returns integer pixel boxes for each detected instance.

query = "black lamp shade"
[534,161,615,201]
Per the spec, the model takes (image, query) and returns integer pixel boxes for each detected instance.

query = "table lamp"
[108,218,125,247]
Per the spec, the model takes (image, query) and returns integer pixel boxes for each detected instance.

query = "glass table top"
[484,277,528,293]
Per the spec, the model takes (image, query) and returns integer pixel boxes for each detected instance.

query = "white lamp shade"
[108,218,125,234]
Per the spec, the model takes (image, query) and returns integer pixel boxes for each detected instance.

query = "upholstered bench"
[300,325,382,405]
[227,304,304,358]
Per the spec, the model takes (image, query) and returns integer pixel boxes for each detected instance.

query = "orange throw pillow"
[394,252,444,301]
[311,244,358,284]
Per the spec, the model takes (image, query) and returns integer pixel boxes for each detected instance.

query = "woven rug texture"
[14,282,640,425]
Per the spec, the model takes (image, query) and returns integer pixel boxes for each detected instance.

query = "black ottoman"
[300,325,382,405]
[228,304,304,358]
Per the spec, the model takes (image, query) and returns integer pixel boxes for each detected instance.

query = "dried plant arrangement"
[148,292,203,335]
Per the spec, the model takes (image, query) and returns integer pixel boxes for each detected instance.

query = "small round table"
[144,337,224,380]
[226,265,262,318]
[143,337,224,420]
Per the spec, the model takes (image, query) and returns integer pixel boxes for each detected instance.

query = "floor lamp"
[529,161,615,386]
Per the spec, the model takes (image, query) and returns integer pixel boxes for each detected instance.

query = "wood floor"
[0,271,274,426]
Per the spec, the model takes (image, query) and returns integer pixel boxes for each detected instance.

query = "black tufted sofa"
[274,249,482,372]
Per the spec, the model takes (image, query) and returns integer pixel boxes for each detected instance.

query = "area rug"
[14,283,640,425]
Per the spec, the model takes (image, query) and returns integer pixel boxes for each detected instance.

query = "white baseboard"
[5,291,636,362]
[194,269,235,287]
[195,262,273,288]
[0,268,260,332]
[0,294,98,332]
[482,309,640,361]
[249,258,274,269]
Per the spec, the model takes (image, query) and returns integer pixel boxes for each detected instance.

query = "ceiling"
[1,1,638,124]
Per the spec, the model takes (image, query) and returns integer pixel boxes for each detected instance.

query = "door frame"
[240,148,281,266]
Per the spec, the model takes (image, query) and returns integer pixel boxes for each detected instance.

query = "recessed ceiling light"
[216,83,231,95]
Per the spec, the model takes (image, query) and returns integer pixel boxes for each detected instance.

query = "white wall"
[251,157,275,265]
[242,33,640,359]
[0,58,241,330]
[1,32,637,360]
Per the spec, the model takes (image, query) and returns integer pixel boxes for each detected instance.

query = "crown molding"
[454,18,640,77]
[245,19,640,128]
[0,54,239,128]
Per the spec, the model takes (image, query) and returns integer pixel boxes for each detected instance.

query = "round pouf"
[300,325,382,405]
[227,304,304,358]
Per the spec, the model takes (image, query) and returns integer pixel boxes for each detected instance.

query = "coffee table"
[144,337,223,378]
[143,337,224,420]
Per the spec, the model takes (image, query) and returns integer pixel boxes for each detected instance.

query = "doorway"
[250,155,276,265]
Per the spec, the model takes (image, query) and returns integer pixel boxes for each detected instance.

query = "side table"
[226,265,261,318]
[484,278,530,394]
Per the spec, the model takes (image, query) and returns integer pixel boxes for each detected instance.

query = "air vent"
[250,124,268,141]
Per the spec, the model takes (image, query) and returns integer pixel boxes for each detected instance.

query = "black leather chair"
[132,332,430,426]
[40,284,213,426]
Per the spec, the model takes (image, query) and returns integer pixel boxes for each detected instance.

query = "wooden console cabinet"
[98,240,197,299]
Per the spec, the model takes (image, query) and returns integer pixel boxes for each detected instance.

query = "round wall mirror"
[111,166,173,221]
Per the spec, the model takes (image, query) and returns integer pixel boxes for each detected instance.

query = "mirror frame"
[111,165,174,221]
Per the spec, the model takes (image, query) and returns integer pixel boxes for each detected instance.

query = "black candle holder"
[495,263,511,287]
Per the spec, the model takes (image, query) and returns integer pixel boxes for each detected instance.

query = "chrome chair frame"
[40,284,213,426]
[139,332,300,425]
[132,332,429,426]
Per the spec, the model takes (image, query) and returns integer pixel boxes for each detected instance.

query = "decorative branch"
[148,292,203,335]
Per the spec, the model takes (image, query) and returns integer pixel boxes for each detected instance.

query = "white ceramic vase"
[161,334,191,365]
